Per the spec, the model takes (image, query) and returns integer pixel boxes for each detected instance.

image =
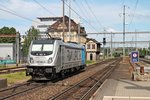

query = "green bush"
[86,60,95,64]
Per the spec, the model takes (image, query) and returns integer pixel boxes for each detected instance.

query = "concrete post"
[16,32,20,67]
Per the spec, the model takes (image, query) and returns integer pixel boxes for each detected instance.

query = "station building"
[86,38,101,61]
[33,16,87,45]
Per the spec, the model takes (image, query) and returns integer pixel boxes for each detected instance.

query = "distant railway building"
[86,38,101,61]
[33,16,87,45]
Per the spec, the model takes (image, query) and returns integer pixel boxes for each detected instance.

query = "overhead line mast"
[123,5,126,61]
[68,0,71,42]
[62,0,65,41]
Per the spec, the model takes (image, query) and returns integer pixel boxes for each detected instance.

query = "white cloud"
[0,0,38,19]
[72,1,150,33]
[105,27,116,33]
[0,0,62,34]
[72,3,123,32]
[0,0,62,19]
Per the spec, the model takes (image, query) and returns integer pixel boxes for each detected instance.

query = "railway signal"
[103,37,106,45]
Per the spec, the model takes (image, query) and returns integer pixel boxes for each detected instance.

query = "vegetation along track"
[50,58,121,100]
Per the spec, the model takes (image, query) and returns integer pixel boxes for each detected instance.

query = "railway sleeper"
[89,77,99,82]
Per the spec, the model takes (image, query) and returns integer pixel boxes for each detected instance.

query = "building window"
[97,44,100,49]
[87,44,90,49]
[92,44,95,49]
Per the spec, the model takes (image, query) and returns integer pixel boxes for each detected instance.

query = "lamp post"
[68,0,71,42]
[110,32,113,58]
[62,0,65,41]
[123,5,126,62]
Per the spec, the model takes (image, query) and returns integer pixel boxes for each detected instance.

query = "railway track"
[0,58,120,100]
[0,80,55,100]
[0,66,26,74]
[84,59,114,72]
[0,59,113,75]
[140,58,150,64]
[49,58,121,100]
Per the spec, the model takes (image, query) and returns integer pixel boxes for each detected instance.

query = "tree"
[22,27,39,57]
[0,26,17,43]
[139,48,147,58]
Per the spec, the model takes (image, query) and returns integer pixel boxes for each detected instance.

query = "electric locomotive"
[26,38,86,80]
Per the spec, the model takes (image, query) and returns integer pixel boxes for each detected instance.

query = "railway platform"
[90,57,150,100]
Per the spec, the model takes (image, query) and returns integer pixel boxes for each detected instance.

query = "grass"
[0,65,16,69]
[0,65,6,68]
[86,60,96,65]
[0,71,31,85]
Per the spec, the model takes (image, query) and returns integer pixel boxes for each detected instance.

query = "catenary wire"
[73,1,89,21]
[0,7,41,24]
[128,0,139,31]
[84,0,103,30]
[64,1,99,33]
[32,0,56,16]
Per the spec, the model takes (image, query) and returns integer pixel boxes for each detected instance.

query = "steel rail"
[0,66,26,71]
[0,66,26,74]
[50,58,121,100]
[79,59,121,100]
[0,81,32,92]
[0,81,52,100]
[140,58,150,64]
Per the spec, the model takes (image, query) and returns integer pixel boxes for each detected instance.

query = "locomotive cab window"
[31,40,54,56]
[32,44,53,52]
[43,44,53,51]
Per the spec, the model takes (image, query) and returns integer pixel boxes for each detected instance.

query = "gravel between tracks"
[12,62,111,100]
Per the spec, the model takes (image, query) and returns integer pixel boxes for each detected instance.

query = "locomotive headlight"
[27,68,33,72]
[30,57,34,63]
[48,58,53,63]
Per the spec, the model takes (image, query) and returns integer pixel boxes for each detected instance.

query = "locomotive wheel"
[70,68,74,72]
[60,70,65,78]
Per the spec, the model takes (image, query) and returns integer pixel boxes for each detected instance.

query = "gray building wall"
[0,43,15,60]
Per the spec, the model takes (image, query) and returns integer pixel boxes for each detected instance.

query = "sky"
[0,0,150,48]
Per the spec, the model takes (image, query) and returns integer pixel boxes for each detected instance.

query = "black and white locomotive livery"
[26,38,86,80]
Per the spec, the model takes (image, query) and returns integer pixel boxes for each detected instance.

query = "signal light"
[103,38,106,45]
